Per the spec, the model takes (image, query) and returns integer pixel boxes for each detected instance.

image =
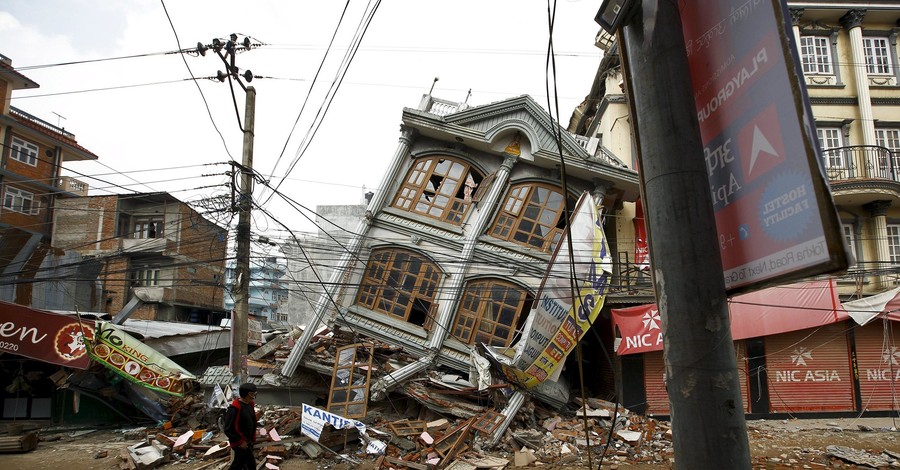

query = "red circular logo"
[54,323,95,362]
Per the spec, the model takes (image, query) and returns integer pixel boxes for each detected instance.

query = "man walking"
[224,383,258,470]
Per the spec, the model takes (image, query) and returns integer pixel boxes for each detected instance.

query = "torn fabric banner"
[88,321,196,396]
[300,403,386,454]
[507,191,613,388]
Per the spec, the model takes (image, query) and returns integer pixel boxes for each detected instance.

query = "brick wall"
[53,196,119,252]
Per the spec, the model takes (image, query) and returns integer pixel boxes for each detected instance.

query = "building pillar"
[280,126,416,378]
[789,8,804,54]
[840,10,878,158]
[864,200,892,291]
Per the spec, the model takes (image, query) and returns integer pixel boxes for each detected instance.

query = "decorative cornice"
[839,9,866,30]
[501,153,517,171]
[376,209,465,244]
[809,96,858,106]
[398,124,417,144]
[789,8,804,26]
[831,179,900,199]
[873,97,900,106]
[863,199,891,217]
[810,96,900,106]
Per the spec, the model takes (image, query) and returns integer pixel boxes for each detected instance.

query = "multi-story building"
[569,1,900,416]
[224,256,288,324]
[0,53,96,306]
[52,193,228,324]
[278,93,641,411]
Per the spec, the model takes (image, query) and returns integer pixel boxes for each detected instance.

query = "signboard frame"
[676,0,848,293]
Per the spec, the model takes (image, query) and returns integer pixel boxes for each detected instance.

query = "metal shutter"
[765,322,854,413]
[855,320,900,412]
[643,342,750,416]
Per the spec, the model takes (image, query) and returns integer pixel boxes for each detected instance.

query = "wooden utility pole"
[617,1,751,468]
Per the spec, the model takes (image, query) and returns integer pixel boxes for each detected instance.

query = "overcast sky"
[0,0,604,237]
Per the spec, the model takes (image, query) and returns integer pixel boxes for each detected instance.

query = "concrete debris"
[31,325,900,470]
[0,432,38,453]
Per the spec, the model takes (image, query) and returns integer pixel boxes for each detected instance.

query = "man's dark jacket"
[223,399,256,448]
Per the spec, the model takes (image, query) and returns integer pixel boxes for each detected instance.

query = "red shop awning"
[612,279,848,355]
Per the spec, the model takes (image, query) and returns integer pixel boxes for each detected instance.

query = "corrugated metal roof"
[119,319,228,340]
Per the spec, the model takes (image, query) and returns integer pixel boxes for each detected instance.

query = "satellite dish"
[243,70,253,83]
[196,42,207,56]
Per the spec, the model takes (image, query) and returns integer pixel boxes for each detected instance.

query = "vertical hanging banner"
[681,0,847,292]
[502,191,612,388]
[89,321,196,396]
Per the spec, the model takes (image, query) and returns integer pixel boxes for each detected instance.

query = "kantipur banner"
[503,191,612,388]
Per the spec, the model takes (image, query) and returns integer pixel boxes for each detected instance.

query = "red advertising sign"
[0,301,95,369]
[681,0,846,292]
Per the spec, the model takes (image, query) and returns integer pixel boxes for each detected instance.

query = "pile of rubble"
[110,394,681,469]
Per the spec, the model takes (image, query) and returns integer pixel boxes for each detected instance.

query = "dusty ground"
[1,417,899,469]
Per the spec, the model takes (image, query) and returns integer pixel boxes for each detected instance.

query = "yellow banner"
[509,192,612,388]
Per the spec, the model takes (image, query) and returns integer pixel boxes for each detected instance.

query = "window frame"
[392,155,483,225]
[488,182,575,253]
[862,36,893,76]
[875,127,900,178]
[452,278,532,347]
[132,267,161,287]
[355,248,441,326]
[842,223,857,269]
[888,224,900,264]
[9,137,38,166]
[2,186,37,215]
[132,216,164,239]
[800,35,834,75]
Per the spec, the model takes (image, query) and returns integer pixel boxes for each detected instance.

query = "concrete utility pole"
[232,87,255,383]
[617,2,751,468]
[199,34,256,384]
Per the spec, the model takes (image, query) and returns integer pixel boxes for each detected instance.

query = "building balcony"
[121,236,173,255]
[57,176,89,196]
[820,145,899,183]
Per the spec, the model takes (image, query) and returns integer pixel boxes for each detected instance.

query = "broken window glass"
[392,155,483,225]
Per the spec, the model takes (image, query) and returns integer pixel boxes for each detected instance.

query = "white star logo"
[881,346,900,366]
[642,309,660,331]
[790,347,813,367]
[748,125,779,175]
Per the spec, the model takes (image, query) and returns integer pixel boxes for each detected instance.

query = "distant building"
[224,256,288,324]
[52,192,228,324]
[282,202,368,328]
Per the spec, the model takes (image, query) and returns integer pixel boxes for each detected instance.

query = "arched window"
[393,156,483,225]
[489,183,574,253]
[453,279,533,347]
[356,248,440,326]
